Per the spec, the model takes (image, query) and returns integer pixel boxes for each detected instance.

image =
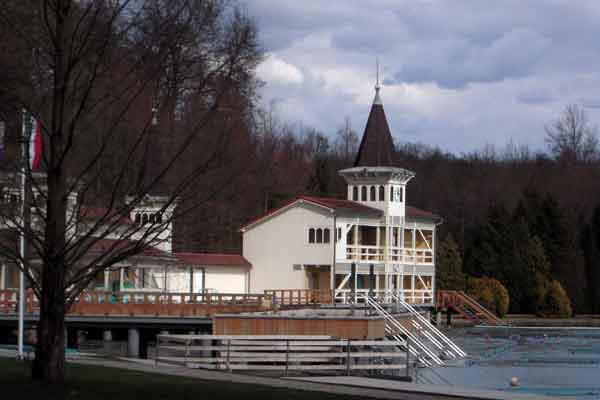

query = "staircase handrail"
[457,291,504,324]
[391,293,467,357]
[366,296,444,365]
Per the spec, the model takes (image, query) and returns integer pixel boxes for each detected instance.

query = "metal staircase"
[437,290,507,326]
[364,295,467,366]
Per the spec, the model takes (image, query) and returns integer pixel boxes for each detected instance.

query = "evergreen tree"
[436,233,466,290]
[582,204,600,312]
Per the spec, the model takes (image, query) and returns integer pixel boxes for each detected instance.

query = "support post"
[127,328,140,358]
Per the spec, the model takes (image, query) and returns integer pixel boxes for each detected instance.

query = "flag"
[24,111,42,170]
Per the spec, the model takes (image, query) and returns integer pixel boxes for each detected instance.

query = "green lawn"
[0,357,367,400]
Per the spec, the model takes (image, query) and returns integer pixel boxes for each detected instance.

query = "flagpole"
[17,109,27,360]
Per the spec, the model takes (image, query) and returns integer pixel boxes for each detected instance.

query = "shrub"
[467,277,510,318]
[538,280,572,318]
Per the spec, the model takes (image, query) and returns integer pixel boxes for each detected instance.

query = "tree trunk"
[32,274,66,383]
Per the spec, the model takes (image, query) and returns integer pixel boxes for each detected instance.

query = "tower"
[339,64,415,220]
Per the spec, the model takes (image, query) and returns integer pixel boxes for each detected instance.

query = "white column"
[119,268,124,291]
[104,269,109,291]
[127,328,140,358]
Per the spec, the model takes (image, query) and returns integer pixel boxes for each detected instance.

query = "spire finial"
[373,58,382,105]
[376,58,380,90]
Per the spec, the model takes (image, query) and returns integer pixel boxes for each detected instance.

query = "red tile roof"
[176,252,251,267]
[241,195,440,231]
[85,238,174,260]
[80,206,133,226]
[405,206,441,221]
[299,196,383,215]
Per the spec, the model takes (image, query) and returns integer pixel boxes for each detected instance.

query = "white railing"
[345,245,433,265]
[334,289,434,305]
[389,292,467,358]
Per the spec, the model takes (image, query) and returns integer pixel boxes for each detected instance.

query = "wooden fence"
[156,334,408,375]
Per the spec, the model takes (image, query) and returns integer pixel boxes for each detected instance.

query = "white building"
[242,83,440,305]
[0,188,251,295]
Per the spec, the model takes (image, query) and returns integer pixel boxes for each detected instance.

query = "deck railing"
[345,245,433,264]
[0,289,272,317]
[264,289,332,306]
[334,289,434,305]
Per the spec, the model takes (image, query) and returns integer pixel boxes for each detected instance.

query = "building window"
[337,227,342,241]
[369,186,376,201]
[142,213,148,225]
[309,227,332,244]
[361,186,367,201]
[398,187,403,202]
[379,185,385,201]
[149,213,156,224]
[156,213,163,223]
[390,186,394,202]
[352,186,358,201]
[135,213,141,224]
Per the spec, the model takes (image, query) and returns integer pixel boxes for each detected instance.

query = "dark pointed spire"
[353,62,395,167]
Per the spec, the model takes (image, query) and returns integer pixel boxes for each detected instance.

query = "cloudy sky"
[240,0,600,154]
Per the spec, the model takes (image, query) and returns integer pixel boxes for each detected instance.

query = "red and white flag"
[24,112,42,170]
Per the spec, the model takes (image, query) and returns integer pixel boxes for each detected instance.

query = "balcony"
[344,245,433,265]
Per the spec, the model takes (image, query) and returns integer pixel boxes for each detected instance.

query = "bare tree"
[0,0,261,383]
[335,116,358,164]
[545,103,599,164]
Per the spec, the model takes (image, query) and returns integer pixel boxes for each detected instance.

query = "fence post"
[346,339,351,376]
[226,339,231,372]
[284,339,290,376]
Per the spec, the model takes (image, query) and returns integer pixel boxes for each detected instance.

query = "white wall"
[204,267,248,294]
[243,202,334,293]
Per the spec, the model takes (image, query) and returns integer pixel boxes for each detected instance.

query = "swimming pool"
[417,326,600,399]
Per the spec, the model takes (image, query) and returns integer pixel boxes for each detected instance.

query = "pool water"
[417,327,600,399]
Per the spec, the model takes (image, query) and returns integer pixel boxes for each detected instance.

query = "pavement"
[71,357,557,400]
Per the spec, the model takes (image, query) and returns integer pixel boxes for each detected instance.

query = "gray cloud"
[240,0,600,153]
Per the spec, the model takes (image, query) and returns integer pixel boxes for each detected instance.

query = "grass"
[0,357,368,400]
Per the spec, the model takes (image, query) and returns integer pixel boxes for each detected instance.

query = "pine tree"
[436,233,466,290]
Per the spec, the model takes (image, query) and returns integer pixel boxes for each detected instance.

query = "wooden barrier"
[264,289,333,306]
[156,334,407,375]
[0,289,273,317]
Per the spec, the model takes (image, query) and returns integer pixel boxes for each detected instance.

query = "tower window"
[370,186,376,201]
[352,186,358,201]
[379,185,385,201]
[361,186,367,201]
[323,228,330,243]
[316,228,323,243]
